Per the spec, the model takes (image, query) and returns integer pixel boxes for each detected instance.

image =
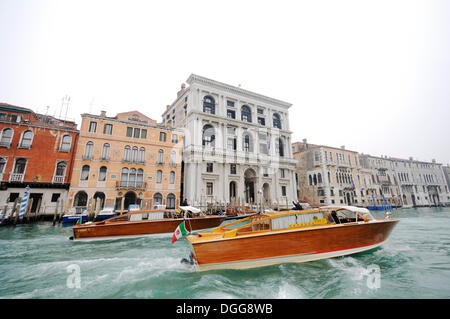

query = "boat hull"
[189,219,399,271]
[72,215,225,240]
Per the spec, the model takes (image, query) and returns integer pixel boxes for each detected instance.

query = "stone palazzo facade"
[162,74,297,208]
[293,139,450,207]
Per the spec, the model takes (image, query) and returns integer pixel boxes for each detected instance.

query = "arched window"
[170,151,177,165]
[80,165,90,180]
[202,124,215,148]
[20,130,33,148]
[131,146,138,163]
[203,95,215,114]
[13,158,27,174]
[328,172,331,183]
[120,168,129,186]
[241,105,252,122]
[153,193,163,206]
[157,149,164,164]
[138,147,145,163]
[309,175,312,186]
[74,191,88,207]
[318,173,322,184]
[60,135,72,152]
[129,168,136,186]
[156,170,162,183]
[0,158,6,173]
[136,169,144,187]
[124,145,131,162]
[84,141,94,159]
[242,132,253,152]
[0,128,13,147]
[166,193,176,209]
[169,171,175,184]
[102,143,110,160]
[55,162,67,177]
[313,174,317,185]
[98,166,107,181]
[272,113,282,129]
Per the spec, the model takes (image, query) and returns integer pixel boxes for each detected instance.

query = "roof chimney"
[341,145,345,150]
[302,138,307,144]
[100,110,106,117]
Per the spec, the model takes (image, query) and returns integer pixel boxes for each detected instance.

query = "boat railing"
[212,209,329,237]
[100,209,216,223]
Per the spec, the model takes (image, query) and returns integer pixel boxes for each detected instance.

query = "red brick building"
[0,102,79,215]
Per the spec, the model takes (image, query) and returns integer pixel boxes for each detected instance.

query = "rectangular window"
[51,193,60,202]
[9,193,20,202]
[172,134,178,143]
[227,110,235,119]
[126,127,133,137]
[227,127,236,135]
[260,143,268,154]
[280,169,285,178]
[133,128,140,138]
[258,117,265,126]
[230,164,236,175]
[141,129,147,139]
[257,108,264,114]
[263,167,269,177]
[0,113,6,120]
[159,132,166,142]
[103,124,113,135]
[206,162,213,173]
[206,182,213,196]
[88,121,97,133]
[281,186,287,196]
[227,100,235,107]
[227,138,236,150]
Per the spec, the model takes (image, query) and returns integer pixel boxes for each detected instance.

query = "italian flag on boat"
[172,221,188,244]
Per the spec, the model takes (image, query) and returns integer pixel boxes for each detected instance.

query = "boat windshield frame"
[319,205,375,222]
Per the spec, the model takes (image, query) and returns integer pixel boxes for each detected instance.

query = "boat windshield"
[320,206,375,224]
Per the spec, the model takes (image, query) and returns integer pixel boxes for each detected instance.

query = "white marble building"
[162,74,297,207]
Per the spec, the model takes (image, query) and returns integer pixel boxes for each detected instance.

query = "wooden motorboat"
[70,206,226,240]
[185,205,399,271]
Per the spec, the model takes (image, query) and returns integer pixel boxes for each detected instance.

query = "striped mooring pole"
[19,186,30,219]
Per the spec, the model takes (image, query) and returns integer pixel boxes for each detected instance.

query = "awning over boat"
[319,205,374,218]
[179,206,202,214]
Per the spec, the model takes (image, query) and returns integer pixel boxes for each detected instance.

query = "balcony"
[9,173,24,182]
[82,155,93,160]
[52,175,65,183]
[116,181,147,190]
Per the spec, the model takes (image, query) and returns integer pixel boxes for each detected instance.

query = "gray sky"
[1,0,449,164]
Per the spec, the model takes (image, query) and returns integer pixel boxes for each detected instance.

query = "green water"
[0,207,449,299]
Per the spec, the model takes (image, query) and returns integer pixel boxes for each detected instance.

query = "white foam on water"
[275,281,307,299]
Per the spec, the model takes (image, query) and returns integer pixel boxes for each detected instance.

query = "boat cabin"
[203,206,376,239]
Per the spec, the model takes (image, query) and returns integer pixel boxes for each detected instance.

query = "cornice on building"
[187,74,292,109]
[80,113,184,134]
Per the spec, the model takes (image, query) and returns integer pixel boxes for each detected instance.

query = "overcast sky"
[1,0,449,164]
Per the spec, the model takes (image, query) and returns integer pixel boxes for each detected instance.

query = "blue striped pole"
[19,186,30,219]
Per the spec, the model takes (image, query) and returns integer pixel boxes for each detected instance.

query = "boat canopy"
[179,206,202,214]
[319,206,374,219]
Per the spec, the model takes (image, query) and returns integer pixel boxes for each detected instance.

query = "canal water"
[0,207,449,299]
